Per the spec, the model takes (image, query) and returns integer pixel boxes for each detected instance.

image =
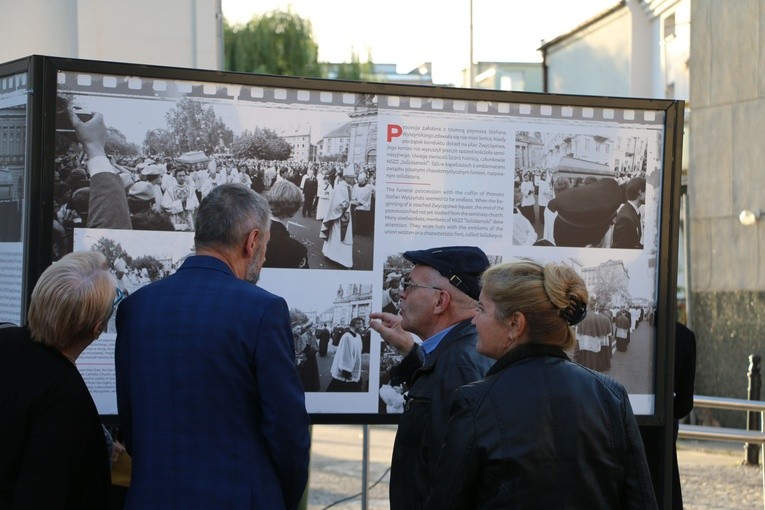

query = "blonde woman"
[425,261,657,510]
[0,251,120,508]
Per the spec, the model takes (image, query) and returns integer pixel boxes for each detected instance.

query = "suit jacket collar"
[178,255,235,277]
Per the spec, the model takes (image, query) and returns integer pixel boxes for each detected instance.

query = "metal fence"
[678,395,765,509]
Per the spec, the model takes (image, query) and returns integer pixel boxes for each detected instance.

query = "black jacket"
[0,326,110,509]
[264,221,309,269]
[389,319,493,510]
[425,343,657,510]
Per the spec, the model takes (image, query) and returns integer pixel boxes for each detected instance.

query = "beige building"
[278,125,312,162]
[0,0,223,70]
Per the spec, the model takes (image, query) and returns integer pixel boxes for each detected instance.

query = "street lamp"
[739,209,762,226]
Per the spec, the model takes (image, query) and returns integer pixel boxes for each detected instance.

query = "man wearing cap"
[127,181,174,231]
[370,246,493,510]
[548,177,623,248]
[140,164,166,212]
[320,164,355,268]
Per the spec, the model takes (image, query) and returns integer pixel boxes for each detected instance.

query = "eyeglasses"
[113,287,126,309]
[401,278,443,292]
[99,287,127,335]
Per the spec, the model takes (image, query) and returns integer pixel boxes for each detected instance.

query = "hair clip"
[560,302,587,326]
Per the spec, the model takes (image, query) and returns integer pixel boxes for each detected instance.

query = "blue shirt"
[420,325,457,358]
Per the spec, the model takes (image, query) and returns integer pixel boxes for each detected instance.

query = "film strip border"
[57,72,665,125]
[380,96,665,125]
[0,73,29,95]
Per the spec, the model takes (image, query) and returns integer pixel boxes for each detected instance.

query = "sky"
[221,0,617,85]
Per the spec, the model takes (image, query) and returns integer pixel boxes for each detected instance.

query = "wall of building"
[689,0,764,426]
[545,8,632,95]
[0,0,222,70]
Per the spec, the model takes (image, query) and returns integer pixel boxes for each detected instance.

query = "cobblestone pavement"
[307,426,765,510]
[679,440,763,510]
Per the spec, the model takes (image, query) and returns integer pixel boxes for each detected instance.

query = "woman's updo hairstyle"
[480,260,589,350]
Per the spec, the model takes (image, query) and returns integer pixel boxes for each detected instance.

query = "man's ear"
[433,288,452,314]
[244,228,259,258]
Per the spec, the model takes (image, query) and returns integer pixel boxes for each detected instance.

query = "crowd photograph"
[513,130,655,249]
[259,271,375,396]
[52,91,376,270]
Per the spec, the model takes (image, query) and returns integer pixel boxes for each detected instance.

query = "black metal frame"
[1,55,683,428]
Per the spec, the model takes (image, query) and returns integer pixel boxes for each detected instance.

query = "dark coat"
[0,326,110,509]
[130,210,175,231]
[115,256,310,510]
[612,201,643,249]
[264,221,309,269]
[424,343,657,510]
[389,319,493,510]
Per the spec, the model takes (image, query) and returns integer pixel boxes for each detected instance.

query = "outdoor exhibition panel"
[0,56,684,427]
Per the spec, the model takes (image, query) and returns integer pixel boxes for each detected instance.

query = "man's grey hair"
[194,184,271,251]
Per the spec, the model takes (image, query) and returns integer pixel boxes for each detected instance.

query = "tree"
[131,255,164,280]
[143,128,178,157]
[289,308,309,326]
[161,98,234,155]
[232,128,292,161]
[105,127,140,157]
[224,9,322,78]
[91,237,131,269]
[330,50,377,81]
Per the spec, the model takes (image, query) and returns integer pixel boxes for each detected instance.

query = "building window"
[664,13,676,39]
[666,82,675,99]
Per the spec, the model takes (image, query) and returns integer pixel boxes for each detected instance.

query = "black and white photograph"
[509,250,657,414]
[73,228,195,332]
[0,94,26,243]
[33,62,677,420]
[72,228,195,414]
[53,73,377,270]
[513,130,655,249]
[259,270,375,406]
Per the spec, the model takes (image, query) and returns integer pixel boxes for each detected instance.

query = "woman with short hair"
[425,261,657,509]
[264,179,309,268]
[0,251,119,509]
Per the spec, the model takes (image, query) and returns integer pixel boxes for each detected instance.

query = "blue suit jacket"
[115,255,310,510]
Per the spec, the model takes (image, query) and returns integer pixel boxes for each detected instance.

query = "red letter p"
[387,124,403,142]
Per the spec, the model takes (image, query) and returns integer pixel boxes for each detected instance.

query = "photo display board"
[0,70,29,326]
[27,57,682,423]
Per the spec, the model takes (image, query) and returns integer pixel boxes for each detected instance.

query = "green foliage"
[224,9,322,78]
[331,50,377,81]
[231,128,292,161]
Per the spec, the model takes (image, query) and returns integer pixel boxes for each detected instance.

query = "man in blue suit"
[116,183,310,510]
